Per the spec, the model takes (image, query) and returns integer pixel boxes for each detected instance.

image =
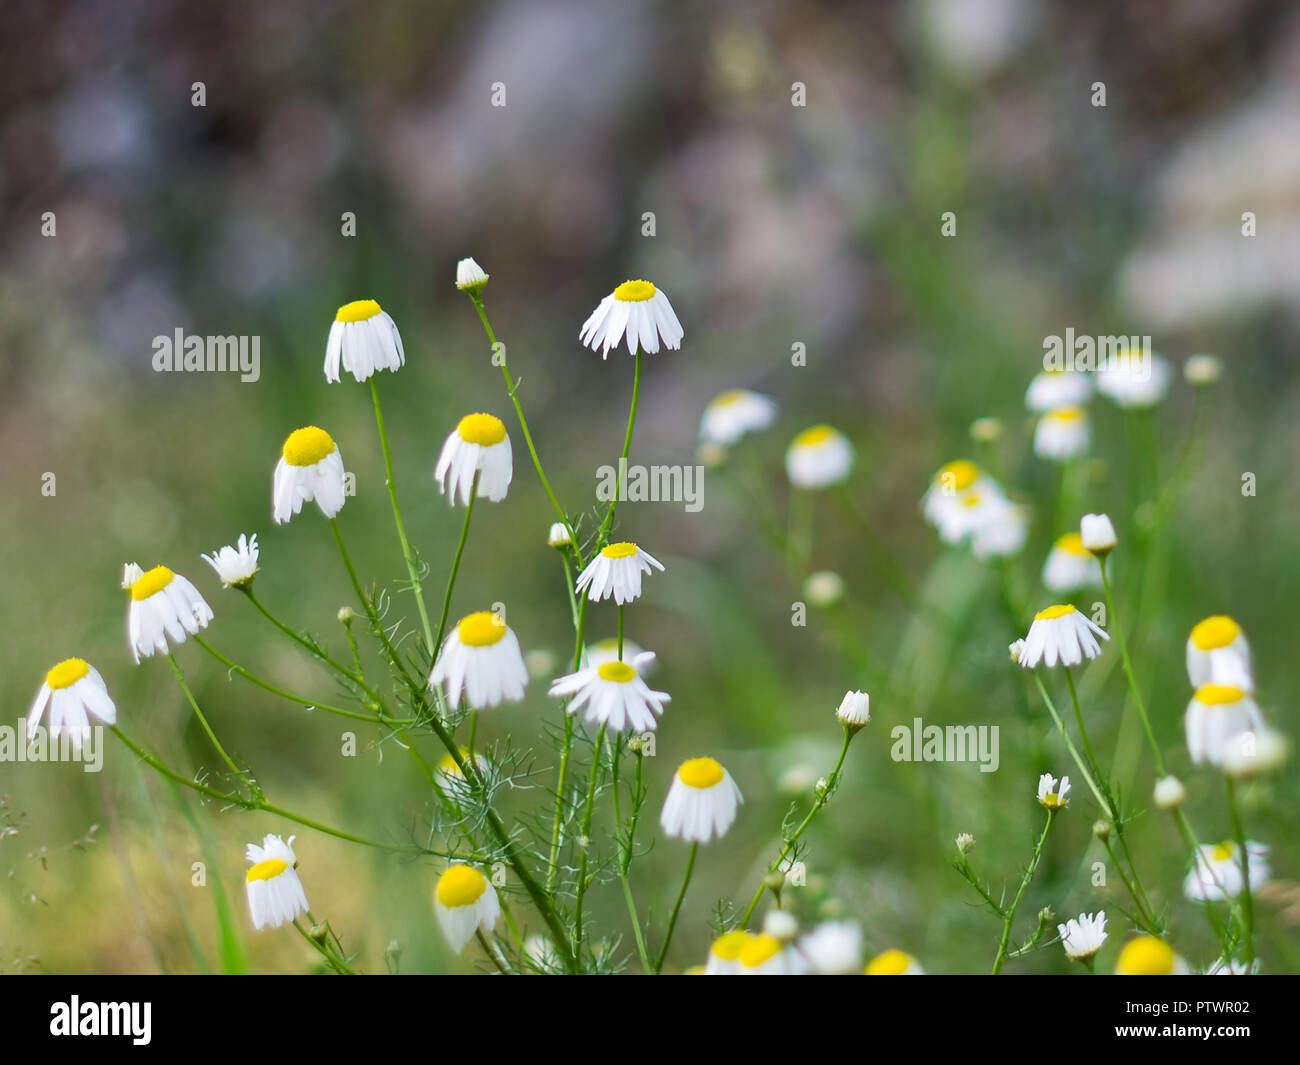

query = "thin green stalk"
[991,810,1055,974]
[573,723,608,951]
[741,726,853,925]
[370,376,435,657]
[610,738,652,972]
[655,842,698,973]
[475,930,512,975]
[1030,672,1111,816]
[1098,558,1165,775]
[331,518,421,691]
[294,919,357,975]
[434,471,479,658]
[1226,778,1256,964]
[165,652,261,800]
[1100,833,1155,932]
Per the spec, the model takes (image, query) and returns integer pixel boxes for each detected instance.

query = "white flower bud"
[547,522,573,548]
[804,570,845,608]
[1184,354,1221,387]
[1080,513,1117,555]
[455,257,489,292]
[835,689,870,729]
[1153,775,1186,809]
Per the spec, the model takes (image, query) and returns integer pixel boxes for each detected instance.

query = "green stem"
[655,842,698,973]
[435,472,479,659]
[1030,672,1112,817]
[573,723,608,951]
[1099,558,1165,775]
[1226,778,1256,964]
[294,919,357,975]
[475,929,512,975]
[991,810,1055,974]
[165,652,261,800]
[241,587,377,701]
[331,518,421,691]
[370,376,436,658]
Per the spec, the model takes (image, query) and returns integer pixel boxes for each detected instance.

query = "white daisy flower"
[1115,936,1189,975]
[738,933,810,975]
[28,659,116,750]
[835,690,871,729]
[699,389,778,448]
[798,921,863,975]
[454,257,489,293]
[660,757,743,843]
[548,651,670,734]
[1058,911,1107,962]
[429,611,529,711]
[1017,604,1109,669]
[244,834,310,931]
[201,533,259,589]
[1042,532,1102,592]
[579,279,683,358]
[1037,772,1071,810]
[864,949,925,975]
[1184,354,1222,387]
[969,496,1029,559]
[433,864,501,953]
[574,542,664,605]
[1184,685,1266,769]
[1186,615,1253,693]
[1096,349,1172,409]
[323,299,405,383]
[705,930,755,975]
[1080,512,1117,555]
[1183,841,1270,901]
[1025,369,1093,412]
[126,565,214,663]
[1220,725,1289,778]
[920,460,1004,544]
[1033,406,1090,461]
[434,413,513,506]
[584,636,647,669]
[786,425,853,490]
[273,426,347,524]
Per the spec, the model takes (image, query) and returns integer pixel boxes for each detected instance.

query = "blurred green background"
[2,0,1298,974]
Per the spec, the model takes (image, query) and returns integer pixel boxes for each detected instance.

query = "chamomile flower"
[864,949,925,975]
[1037,773,1071,810]
[27,659,116,750]
[1033,406,1090,461]
[835,690,871,730]
[244,834,309,931]
[201,534,259,589]
[574,542,664,605]
[579,279,683,357]
[1115,936,1189,975]
[547,522,573,548]
[699,389,778,447]
[1183,841,1270,901]
[454,257,489,293]
[969,497,1029,559]
[1096,349,1172,409]
[799,921,863,975]
[433,864,501,953]
[548,651,670,734]
[738,933,810,975]
[273,426,347,524]
[706,930,755,975]
[323,299,405,383]
[1184,685,1265,769]
[1058,911,1107,962]
[126,565,214,663]
[1221,725,1289,777]
[786,425,853,489]
[434,748,490,796]
[429,611,528,710]
[1186,615,1253,692]
[1025,369,1093,413]
[1042,532,1102,592]
[434,413,513,506]
[1080,513,1117,555]
[920,460,1002,543]
[660,757,743,843]
[1017,604,1109,669]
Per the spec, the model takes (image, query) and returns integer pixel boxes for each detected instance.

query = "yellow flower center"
[710,930,753,961]
[282,426,336,467]
[46,658,90,690]
[1042,793,1066,809]
[713,389,748,407]
[458,612,508,647]
[1049,406,1085,423]
[1190,615,1241,651]
[865,949,911,975]
[1034,604,1076,621]
[335,299,382,323]
[437,865,487,908]
[1056,532,1090,557]
[962,494,983,508]
[1194,684,1245,706]
[130,565,175,601]
[613,279,656,302]
[438,748,472,776]
[678,757,724,789]
[938,460,979,491]
[601,542,639,559]
[246,858,288,882]
[456,413,507,446]
[597,661,637,683]
[793,425,835,449]
[1212,841,1235,862]
[1117,936,1175,976]
[738,934,782,967]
